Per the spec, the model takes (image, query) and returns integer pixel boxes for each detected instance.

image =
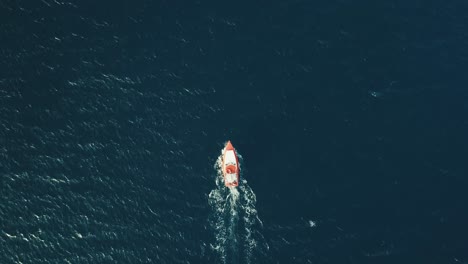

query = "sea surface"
[1,1,468,263]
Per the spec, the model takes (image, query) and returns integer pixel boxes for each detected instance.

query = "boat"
[222,140,240,187]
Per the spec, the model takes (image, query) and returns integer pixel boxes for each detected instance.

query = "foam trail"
[208,148,267,264]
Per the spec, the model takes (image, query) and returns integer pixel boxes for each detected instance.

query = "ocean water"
[1,0,468,263]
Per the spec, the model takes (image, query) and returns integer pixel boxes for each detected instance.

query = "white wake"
[208,149,268,264]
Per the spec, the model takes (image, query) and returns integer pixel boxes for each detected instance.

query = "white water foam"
[208,148,267,264]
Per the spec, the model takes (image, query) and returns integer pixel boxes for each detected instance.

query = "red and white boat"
[222,140,240,187]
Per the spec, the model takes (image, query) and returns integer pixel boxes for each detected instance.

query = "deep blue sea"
[1,0,468,263]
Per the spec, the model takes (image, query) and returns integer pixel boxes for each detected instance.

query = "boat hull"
[222,141,240,187]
